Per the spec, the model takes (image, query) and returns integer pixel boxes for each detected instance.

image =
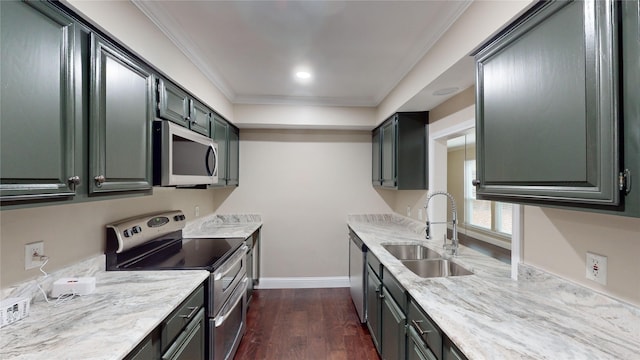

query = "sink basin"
[401,259,473,278]
[382,244,441,260]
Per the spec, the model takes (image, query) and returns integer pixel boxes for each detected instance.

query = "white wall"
[0,188,217,287]
[377,0,532,124]
[234,104,376,130]
[524,207,640,306]
[212,127,392,283]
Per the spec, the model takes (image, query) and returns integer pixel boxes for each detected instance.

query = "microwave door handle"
[206,145,217,176]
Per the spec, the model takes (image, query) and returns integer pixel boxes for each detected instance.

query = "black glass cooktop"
[107,233,244,272]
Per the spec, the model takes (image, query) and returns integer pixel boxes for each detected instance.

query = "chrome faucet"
[424,191,458,256]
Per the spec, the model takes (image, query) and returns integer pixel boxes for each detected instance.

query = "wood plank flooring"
[234,288,380,360]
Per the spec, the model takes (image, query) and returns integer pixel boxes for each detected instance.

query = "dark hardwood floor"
[234,288,380,360]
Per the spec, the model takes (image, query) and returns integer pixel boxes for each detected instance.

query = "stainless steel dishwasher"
[349,229,367,323]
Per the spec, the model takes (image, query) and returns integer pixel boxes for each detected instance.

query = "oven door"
[210,277,247,360]
[211,245,247,317]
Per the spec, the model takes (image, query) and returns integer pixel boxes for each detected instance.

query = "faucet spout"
[423,191,459,256]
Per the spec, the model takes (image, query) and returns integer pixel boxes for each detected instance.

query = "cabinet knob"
[94,175,106,187]
[472,179,481,186]
[67,176,81,189]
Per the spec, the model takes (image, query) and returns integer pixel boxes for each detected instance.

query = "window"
[464,159,512,236]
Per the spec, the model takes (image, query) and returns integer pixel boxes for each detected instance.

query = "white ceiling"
[133,0,473,108]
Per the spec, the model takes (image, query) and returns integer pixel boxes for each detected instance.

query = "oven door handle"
[215,277,247,328]
[214,245,248,281]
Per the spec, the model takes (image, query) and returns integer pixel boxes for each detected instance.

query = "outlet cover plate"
[586,252,607,285]
[25,241,45,270]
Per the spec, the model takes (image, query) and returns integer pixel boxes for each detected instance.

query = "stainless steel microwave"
[153,121,218,186]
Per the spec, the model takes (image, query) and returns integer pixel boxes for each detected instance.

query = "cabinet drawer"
[382,267,406,312]
[161,284,205,353]
[367,252,382,279]
[409,299,442,360]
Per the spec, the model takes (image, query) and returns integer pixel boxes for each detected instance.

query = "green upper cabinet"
[0,1,79,201]
[372,112,428,190]
[618,0,640,218]
[381,119,396,188]
[157,78,190,128]
[189,99,211,136]
[227,125,240,186]
[89,34,153,194]
[156,78,210,136]
[211,115,239,187]
[372,127,382,186]
[211,116,228,186]
[474,0,622,207]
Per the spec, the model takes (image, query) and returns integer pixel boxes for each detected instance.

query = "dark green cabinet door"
[443,337,467,360]
[617,0,640,217]
[189,99,210,136]
[373,112,428,190]
[0,1,78,201]
[381,287,406,360]
[381,118,397,188]
[407,326,437,360]
[366,267,382,354]
[211,116,228,186]
[372,128,382,186]
[474,0,619,206]
[157,78,190,128]
[227,125,240,186]
[90,34,153,194]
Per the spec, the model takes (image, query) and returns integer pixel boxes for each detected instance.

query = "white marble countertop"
[0,265,209,360]
[183,213,262,239]
[348,214,640,360]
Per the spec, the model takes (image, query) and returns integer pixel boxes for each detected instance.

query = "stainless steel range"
[105,210,247,360]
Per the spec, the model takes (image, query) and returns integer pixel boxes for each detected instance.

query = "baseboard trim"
[255,276,350,289]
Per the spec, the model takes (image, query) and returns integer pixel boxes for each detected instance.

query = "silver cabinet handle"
[472,179,481,186]
[68,176,81,188]
[412,320,432,336]
[94,175,106,187]
[179,306,199,320]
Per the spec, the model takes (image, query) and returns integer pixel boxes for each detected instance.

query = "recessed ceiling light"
[432,87,459,96]
[295,71,311,79]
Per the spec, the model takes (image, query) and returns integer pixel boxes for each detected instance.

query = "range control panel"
[106,210,186,253]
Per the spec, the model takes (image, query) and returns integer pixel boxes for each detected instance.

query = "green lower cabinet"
[407,326,437,360]
[366,265,382,353]
[443,337,467,360]
[89,34,153,194]
[0,1,79,201]
[408,299,442,360]
[381,286,406,360]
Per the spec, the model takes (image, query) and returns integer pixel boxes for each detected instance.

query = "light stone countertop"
[348,214,640,360]
[183,213,262,239]
[0,256,209,360]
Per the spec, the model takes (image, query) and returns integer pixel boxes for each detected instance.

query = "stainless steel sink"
[382,244,441,260]
[401,259,473,278]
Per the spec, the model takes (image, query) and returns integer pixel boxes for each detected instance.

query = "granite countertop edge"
[0,258,209,360]
[347,213,640,360]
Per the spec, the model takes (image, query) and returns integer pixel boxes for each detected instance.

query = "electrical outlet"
[407,205,411,217]
[194,206,200,217]
[25,241,45,270]
[586,252,607,285]
[418,209,423,221]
